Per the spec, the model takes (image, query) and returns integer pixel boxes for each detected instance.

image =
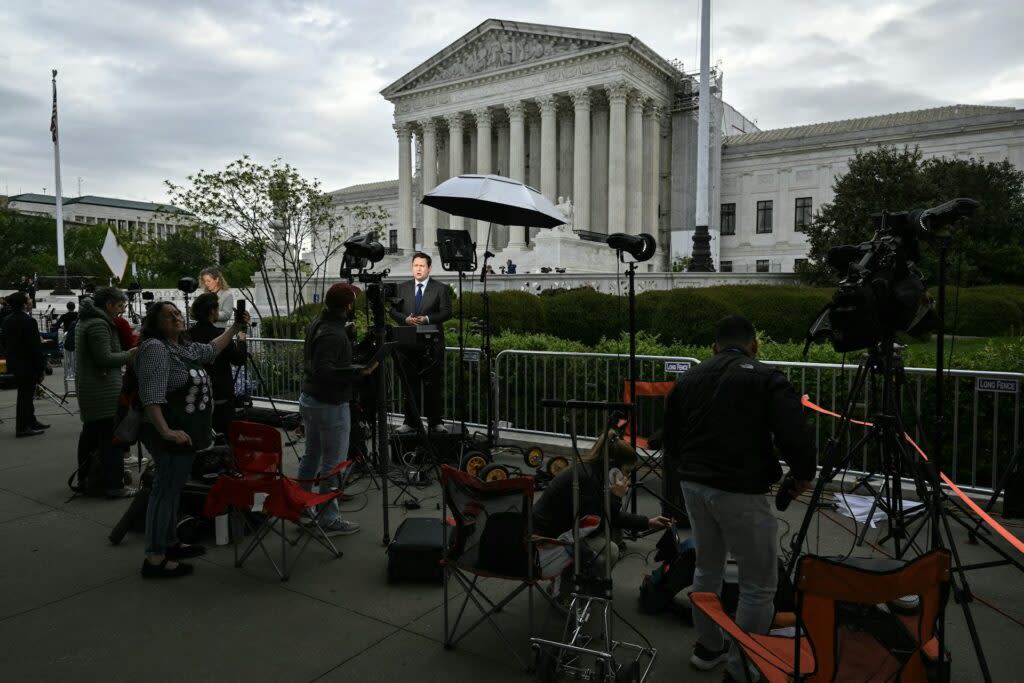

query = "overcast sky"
[2,0,1021,203]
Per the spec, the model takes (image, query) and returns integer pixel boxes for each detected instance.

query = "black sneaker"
[691,642,729,670]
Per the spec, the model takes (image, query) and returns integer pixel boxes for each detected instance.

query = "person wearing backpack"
[74,288,137,498]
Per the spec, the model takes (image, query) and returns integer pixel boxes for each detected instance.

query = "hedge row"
[258,284,1024,345]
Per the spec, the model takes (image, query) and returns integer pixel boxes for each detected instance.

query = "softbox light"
[436,228,477,272]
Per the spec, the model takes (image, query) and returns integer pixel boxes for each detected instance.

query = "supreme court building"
[329,19,1024,276]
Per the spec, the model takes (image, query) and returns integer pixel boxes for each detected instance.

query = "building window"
[74,215,85,223]
[720,260,733,273]
[794,258,808,271]
[720,203,736,236]
[756,259,769,273]
[388,229,399,254]
[794,197,812,232]
[756,200,773,234]
[86,216,95,224]
[128,220,136,228]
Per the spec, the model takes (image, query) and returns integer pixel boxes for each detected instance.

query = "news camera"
[805,198,978,353]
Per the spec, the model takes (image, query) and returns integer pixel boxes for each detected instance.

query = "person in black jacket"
[297,283,376,536]
[533,430,669,577]
[2,291,48,437]
[388,252,452,433]
[189,293,246,436]
[663,316,815,679]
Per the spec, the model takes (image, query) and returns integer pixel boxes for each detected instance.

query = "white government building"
[6,193,191,241]
[326,19,1024,278]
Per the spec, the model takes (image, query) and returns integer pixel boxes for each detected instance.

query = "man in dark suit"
[389,252,452,433]
[2,292,48,437]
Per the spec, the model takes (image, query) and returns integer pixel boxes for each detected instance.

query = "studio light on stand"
[177,276,199,326]
[606,232,656,517]
[436,228,477,445]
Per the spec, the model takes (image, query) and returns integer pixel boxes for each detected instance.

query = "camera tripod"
[787,336,992,682]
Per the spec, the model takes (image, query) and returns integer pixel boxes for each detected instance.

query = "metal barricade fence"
[245,339,1021,493]
[241,338,488,424]
[493,350,700,439]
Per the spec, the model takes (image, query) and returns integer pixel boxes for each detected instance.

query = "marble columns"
[472,107,493,242]
[395,122,413,252]
[626,93,645,234]
[446,113,464,231]
[538,95,558,204]
[571,88,591,232]
[506,101,528,247]
[606,82,628,233]
[420,118,438,250]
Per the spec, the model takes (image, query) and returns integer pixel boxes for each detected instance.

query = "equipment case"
[387,517,450,582]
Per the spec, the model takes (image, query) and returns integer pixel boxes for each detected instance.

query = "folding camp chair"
[204,420,347,581]
[691,549,951,682]
[440,465,570,670]
[621,380,675,485]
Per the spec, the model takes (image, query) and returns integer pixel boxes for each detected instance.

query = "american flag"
[50,75,58,143]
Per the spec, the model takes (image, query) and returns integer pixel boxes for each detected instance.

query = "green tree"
[131,226,218,288]
[0,208,112,286]
[165,156,344,335]
[798,146,1024,286]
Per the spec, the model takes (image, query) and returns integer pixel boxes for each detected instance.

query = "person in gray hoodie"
[75,288,136,497]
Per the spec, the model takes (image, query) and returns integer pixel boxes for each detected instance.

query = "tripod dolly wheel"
[478,463,510,482]
[460,449,491,478]
[524,446,545,468]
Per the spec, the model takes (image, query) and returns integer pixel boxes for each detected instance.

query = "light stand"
[479,225,497,446]
[606,233,656,517]
[436,228,478,443]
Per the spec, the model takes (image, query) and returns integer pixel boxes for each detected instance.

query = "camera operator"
[199,266,234,328]
[2,292,47,437]
[189,292,246,436]
[298,283,377,536]
[663,315,815,679]
[533,429,669,581]
[388,252,451,433]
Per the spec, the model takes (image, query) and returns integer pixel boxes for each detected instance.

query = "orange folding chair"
[621,380,676,484]
[440,465,571,670]
[204,420,347,580]
[691,549,951,682]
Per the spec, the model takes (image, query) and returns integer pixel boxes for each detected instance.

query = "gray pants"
[681,481,778,679]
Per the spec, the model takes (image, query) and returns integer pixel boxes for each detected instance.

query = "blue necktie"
[415,283,423,314]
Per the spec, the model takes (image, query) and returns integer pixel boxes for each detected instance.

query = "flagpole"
[51,69,72,295]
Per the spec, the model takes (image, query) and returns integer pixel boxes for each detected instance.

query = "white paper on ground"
[834,492,924,528]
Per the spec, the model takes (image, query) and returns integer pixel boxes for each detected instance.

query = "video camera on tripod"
[805,198,978,353]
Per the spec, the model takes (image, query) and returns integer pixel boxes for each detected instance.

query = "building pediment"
[382,19,636,98]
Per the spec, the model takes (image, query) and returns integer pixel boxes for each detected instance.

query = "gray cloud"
[1,0,1021,202]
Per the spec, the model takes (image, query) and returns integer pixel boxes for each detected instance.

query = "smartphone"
[234,298,247,326]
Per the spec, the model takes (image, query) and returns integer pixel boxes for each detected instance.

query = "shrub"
[455,290,546,335]
[652,289,733,345]
[934,287,1023,337]
[540,288,625,346]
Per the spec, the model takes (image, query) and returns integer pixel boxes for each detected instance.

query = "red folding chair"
[204,420,348,580]
[691,550,951,682]
[440,465,572,670]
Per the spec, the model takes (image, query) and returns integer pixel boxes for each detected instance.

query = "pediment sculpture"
[412,32,607,88]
